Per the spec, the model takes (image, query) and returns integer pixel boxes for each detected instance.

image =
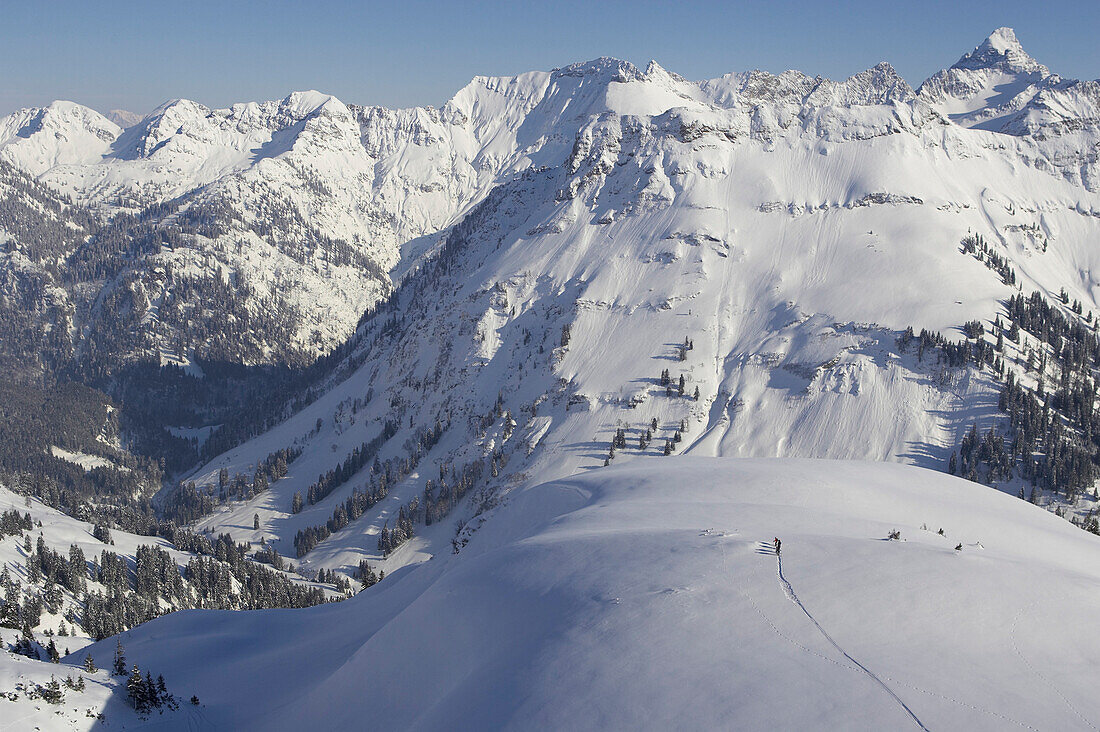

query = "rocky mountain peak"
[951,27,1048,75]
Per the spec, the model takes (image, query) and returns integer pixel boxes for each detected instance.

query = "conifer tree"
[41,676,63,704]
[127,665,148,713]
[113,639,127,676]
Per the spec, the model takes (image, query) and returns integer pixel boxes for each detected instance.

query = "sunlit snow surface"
[75,459,1100,730]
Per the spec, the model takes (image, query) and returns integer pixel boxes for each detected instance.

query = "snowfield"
[79,458,1100,730]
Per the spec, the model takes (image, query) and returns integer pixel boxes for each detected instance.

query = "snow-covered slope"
[0,102,120,176]
[81,459,1100,730]
[172,30,1100,589]
[0,479,348,728]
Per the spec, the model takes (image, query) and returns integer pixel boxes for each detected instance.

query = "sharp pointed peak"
[952,27,1047,75]
[981,27,1024,54]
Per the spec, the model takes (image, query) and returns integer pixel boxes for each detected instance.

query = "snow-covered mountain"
[2,27,1098,369]
[920,28,1097,135]
[5,27,1100,729]
[151,28,1100,581]
[103,109,142,129]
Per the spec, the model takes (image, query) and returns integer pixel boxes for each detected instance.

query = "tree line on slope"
[1,527,340,643]
[923,237,1100,519]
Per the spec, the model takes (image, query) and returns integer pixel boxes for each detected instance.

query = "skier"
[773,537,781,556]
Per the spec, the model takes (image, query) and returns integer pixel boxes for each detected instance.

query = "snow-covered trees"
[305,420,398,506]
[355,560,378,588]
[127,664,178,715]
[113,640,127,676]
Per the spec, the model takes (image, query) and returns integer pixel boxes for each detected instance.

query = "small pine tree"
[41,676,63,704]
[253,513,260,530]
[47,638,60,663]
[127,664,148,713]
[113,639,127,676]
[157,675,176,710]
[84,654,97,672]
[13,636,39,660]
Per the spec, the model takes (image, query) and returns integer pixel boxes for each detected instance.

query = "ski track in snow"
[771,545,929,731]
[734,539,1040,732]
[1008,594,1099,731]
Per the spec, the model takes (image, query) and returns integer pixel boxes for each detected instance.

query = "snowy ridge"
[83,459,1100,730]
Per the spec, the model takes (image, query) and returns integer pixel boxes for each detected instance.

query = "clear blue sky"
[2,0,1097,117]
